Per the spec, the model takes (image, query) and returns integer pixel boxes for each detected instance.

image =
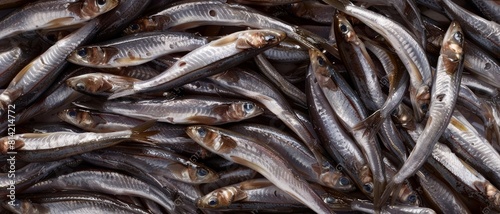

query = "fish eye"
[317,57,325,66]
[242,102,254,113]
[77,48,87,57]
[264,35,276,42]
[323,196,337,204]
[197,127,207,138]
[407,194,417,203]
[68,110,77,118]
[454,32,463,43]
[97,0,106,6]
[196,168,208,177]
[339,177,350,186]
[420,103,429,112]
[130,23,140,31]
[207,197,218,207]
[363,183,373,193]
[76,82,86,91]
[340,24,348,34]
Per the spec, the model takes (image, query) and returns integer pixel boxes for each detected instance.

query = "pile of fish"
[0,0,499,213]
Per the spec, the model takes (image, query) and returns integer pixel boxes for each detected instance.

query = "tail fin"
[130,120,160,144]
[353,110,384,139]
[377,180,402,208]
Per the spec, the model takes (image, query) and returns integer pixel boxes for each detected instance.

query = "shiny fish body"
[0,121,155,162]
[0,20,98,115]
[324,0,432,122]
[382,21,465,204]
[68,32,210,68]
[23,170,178,213]
[74,96,263,125]
[109,29,285,99]
[186,125,333,214]
[0,0,118,40]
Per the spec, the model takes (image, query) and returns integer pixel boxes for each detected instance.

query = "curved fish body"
[306,67,374,197]
[308,49,385,203]
[0,158,79,196]
[0,0,118,40]
[462,41,500,89]
[23,170,177,212]
[68,32,210,68]
[323,0,432,122]
[0,20,98,116]
[262,40,308,62]
[351,200,437,214]
[186,125,333,214]
[123,0,339,57]
[0,38,41,88]
[416,168,471,214]
[440,0,500,58]
[74,96,264,125]
[228,123,355,191]
[208,68,334,175]
[108,29,285,99]
[0,121,156,162]
[444,110,500,189]
[471,0,500,23]
[254,54,307,108]
[381,21,465,205]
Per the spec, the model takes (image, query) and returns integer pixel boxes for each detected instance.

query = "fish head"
[186,126,237,154]
[57,108,96,129]
[187,165,220,183]
[226,101,264,121]
[236,29,286,49]
[359,165,375,198]
[123,15,170,35]
[0,137,24,154]
[320,170,356,192]
[196,187,247,208]
[441,21,464,73]
[68,46,107,66]
[398,185,420,206]
[334,12,358,44]
[309,49,338,90]
[67,73,110,94]
[81,0,120,18]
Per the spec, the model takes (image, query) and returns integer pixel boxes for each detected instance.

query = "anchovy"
[381,21,465,205]
[0,121,157,162]
[0,20,99,116]
[74,96,264,125]
[68,32,210,68]
[186,125,334,214]
[323,0,432,122]
[108,29,285,99]
[0,0,118,40]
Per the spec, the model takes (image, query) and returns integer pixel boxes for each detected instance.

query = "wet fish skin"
[23,170,178,213]
[74,96,264,125]
[186,125,334,214]
[0,19,99,117]
[0,0,118,40]
[108,29,286,99]
[68,31,210,68]
[381,21,465,206]
[323,0,432,122]
[0,121,157,162]
[3,199,149,214]
[66,73,141,96]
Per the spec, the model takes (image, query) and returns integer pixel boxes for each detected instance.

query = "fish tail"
[353,110,384,139]
[72,99,105,111]
[377,180,400,208]
[108,84,136,100]
[130,120,159,144]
